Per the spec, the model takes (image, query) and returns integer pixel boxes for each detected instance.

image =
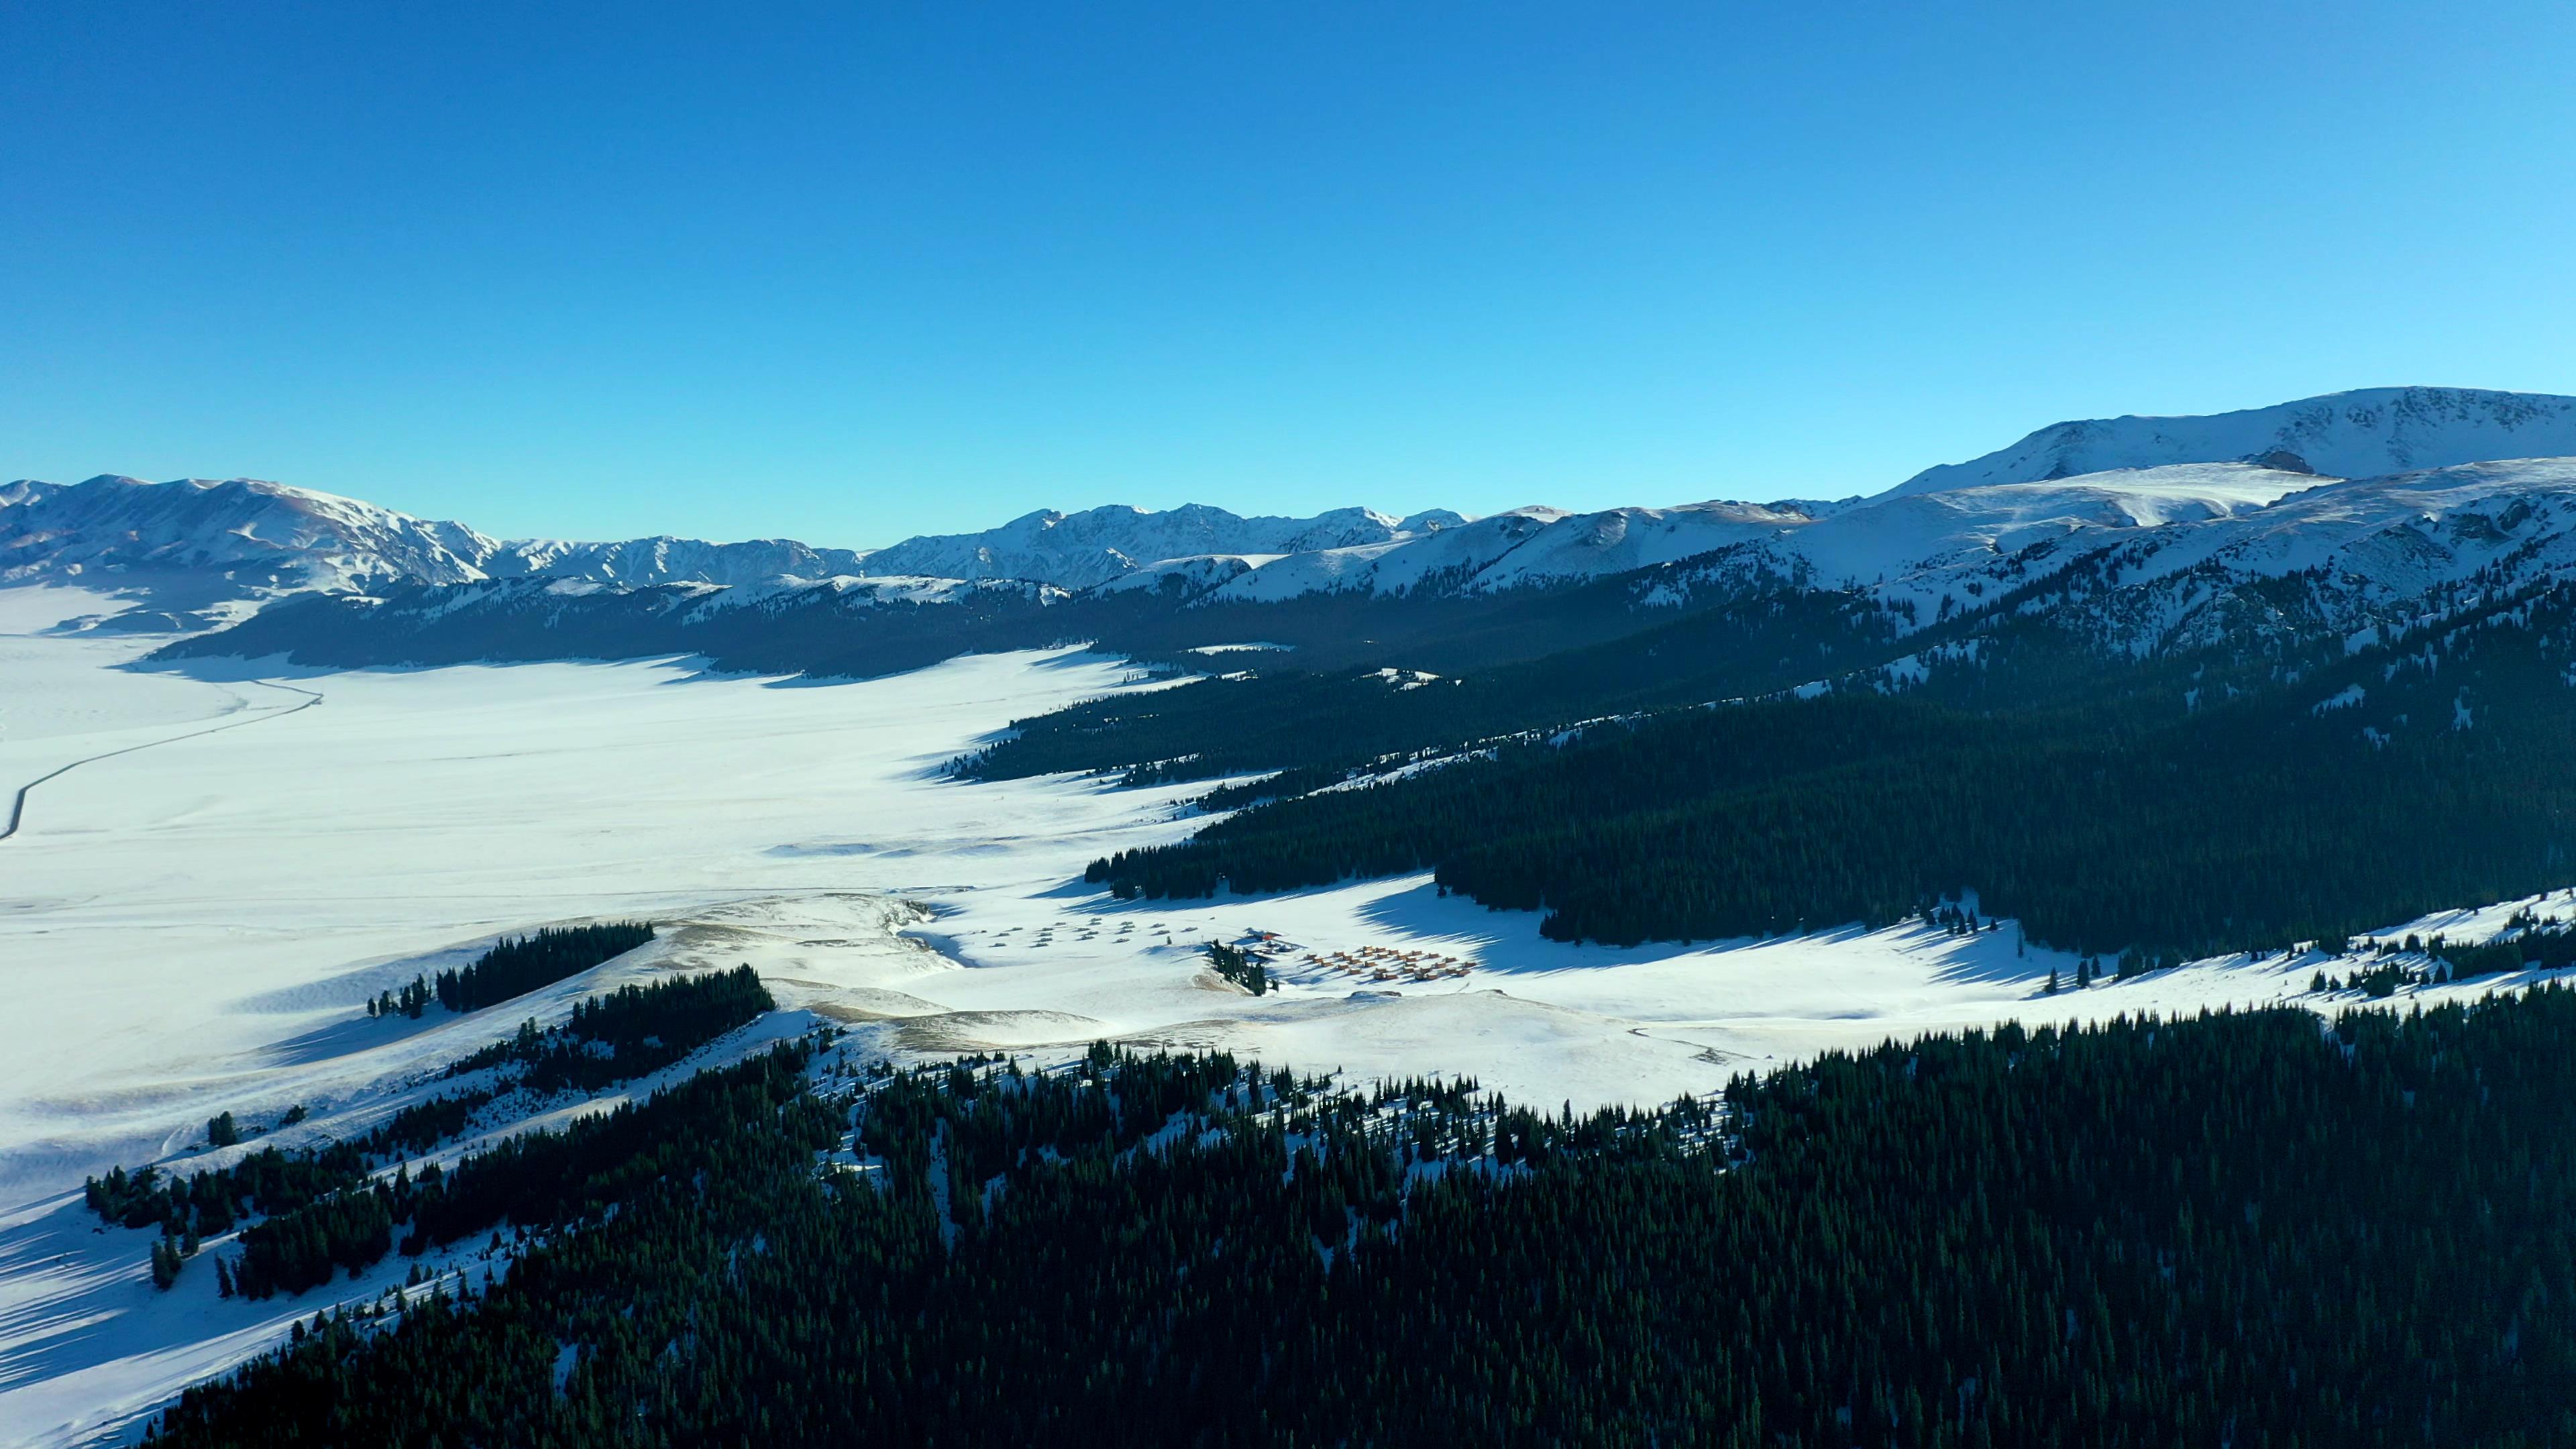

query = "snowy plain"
[3,580,2570,1446]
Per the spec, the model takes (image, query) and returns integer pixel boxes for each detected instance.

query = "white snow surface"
[1889,386,2576,496]
[0,476,878,622]
[5,584,2575,1444]
[855,504,1468,591]
[19,388,2576,621]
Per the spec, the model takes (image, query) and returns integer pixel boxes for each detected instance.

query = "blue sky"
[5,2,2571,547]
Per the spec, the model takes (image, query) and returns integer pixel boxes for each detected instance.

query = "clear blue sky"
[5,2,2571,547]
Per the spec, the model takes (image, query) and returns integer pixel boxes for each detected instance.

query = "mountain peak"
[851,502,1464,590]
[1889,386,2576,498]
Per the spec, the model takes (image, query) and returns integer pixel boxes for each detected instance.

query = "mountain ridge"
[16,386,2576,627]
[1890,386,2576,497]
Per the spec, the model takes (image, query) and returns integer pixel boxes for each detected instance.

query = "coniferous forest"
[146,986,2576,1446]
[433,922,657,1014]
[1080,590,2576,958]
[87,967,771,1299]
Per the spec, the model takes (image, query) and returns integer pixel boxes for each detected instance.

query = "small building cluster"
[1301,944,1476,983]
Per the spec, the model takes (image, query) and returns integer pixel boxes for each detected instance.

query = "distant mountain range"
[1889,386,2576,496]
[11,386,2576,645]
[0,474,874,629]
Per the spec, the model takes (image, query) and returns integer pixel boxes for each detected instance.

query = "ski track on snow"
[5,588,2575,1448]
[1,682,321,844]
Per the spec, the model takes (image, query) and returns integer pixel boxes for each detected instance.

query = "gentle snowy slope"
[1791,462,2313,583]
[1762,462,2326,627]
[1889,386,2576,496]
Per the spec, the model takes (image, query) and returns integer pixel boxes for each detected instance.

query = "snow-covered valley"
[7,576,2574,1444]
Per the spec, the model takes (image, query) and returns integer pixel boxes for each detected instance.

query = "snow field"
[6,585,2575,1444]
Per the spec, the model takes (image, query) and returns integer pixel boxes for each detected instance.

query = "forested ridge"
[150,986,2576,1446]
[368,922,656,1021]
[157,552,1839,683]
[955,588,1904,788]
[1085,587,2576,957]
[90,967,772,1298]
[433,922,656,1013]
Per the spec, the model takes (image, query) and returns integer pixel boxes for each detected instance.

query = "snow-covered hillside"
[1889,386,2576,496]
[1199,466,2319,603]
[855,502,1468,590]
[0,478,1489,621]
[139,453,2576,688]
[479,533,869,587]
[23,386,2576,642]
[0,476,874,626]
[11,594,2576,1445]
[2000,456,2576,657]
[0,476,496,614]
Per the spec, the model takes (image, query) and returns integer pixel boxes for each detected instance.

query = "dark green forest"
[134,480,2576,1446]
[152,987,2576,1446]
[1085,588,2576,957]
[154,553,1847,684]
[953,588,1902,789]
[90,967,770,1297]
[443,963,774,1092]
[433,922,657,1012]
[231,967,775,1297]
[368,922,656,1021]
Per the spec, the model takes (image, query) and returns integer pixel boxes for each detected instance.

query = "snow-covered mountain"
[482,534,871,588]
[854,503,1468,591]
[1889,387,2576,497]
[0,475,496,600]
[0,475,877,625]
[847,388,2576,603]
[1970,456,2576,658]
[1162,467,2317,604]
[1181,387,2576,604]
[1204,506,1574,602]
[0,476,1480,621]
[22,386,2576,635]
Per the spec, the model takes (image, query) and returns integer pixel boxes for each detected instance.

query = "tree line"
[1087,596,2576,959]
[371,922,656,1020]
[441,964,772,1093]
[152,984,2576,1445]
[89,967,764,1295]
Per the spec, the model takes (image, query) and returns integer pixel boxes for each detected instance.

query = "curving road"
[0,680,323,843]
